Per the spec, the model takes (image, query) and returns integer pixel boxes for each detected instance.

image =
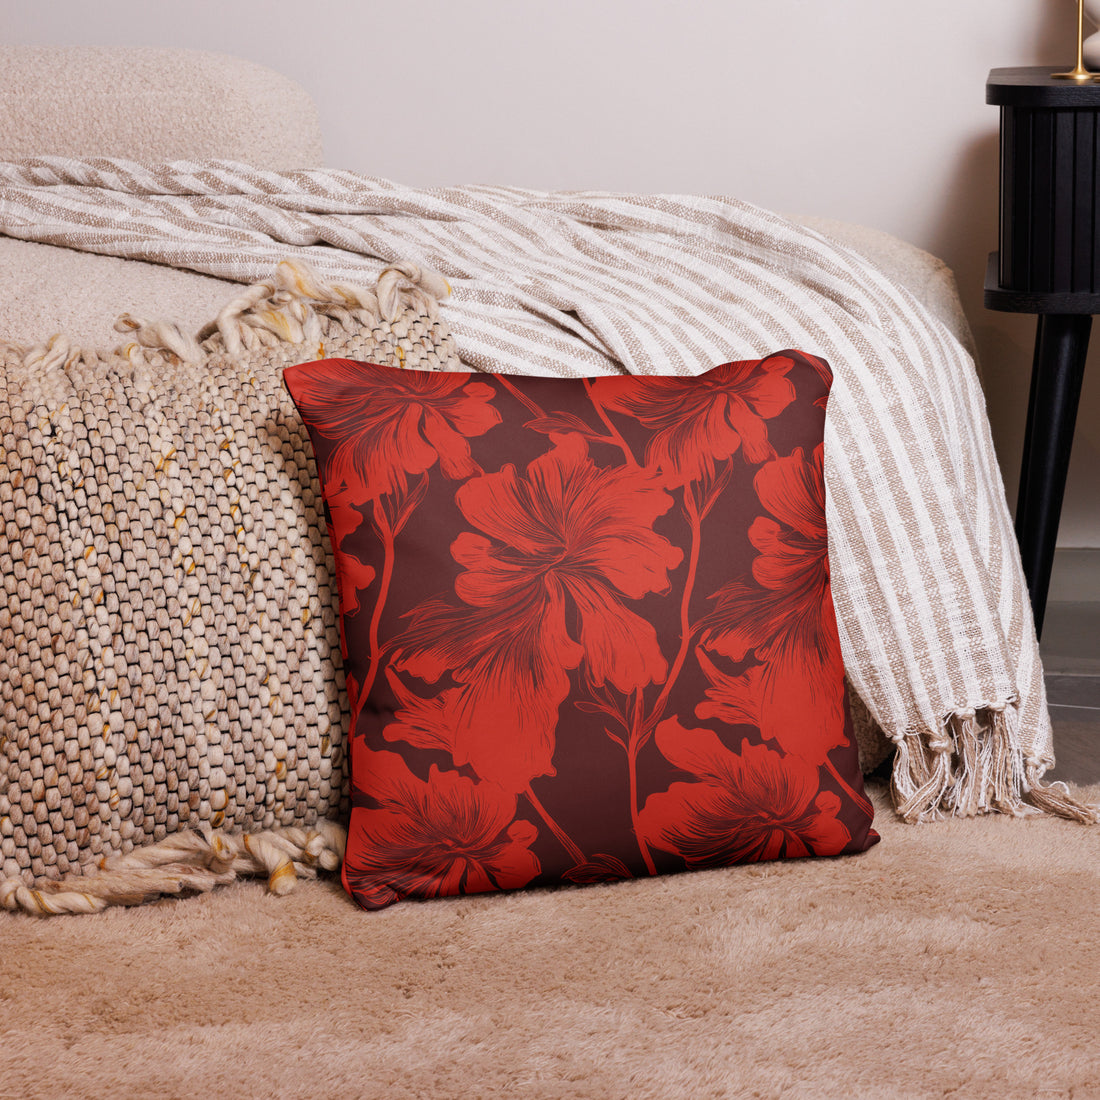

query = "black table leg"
[1014,312,1092,638]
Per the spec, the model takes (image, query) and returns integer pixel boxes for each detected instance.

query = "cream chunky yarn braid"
[0,260,459,915]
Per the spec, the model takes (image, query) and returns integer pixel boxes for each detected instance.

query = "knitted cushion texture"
[0,267,460,886]
[283,351,879,911]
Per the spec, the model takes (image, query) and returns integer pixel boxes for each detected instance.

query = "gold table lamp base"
[1054,0,1097,79]
[1051,65,1094,80]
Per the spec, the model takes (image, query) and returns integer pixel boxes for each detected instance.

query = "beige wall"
[8,0,1100,547]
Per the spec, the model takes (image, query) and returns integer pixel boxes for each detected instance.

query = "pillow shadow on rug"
[283,350,880,911]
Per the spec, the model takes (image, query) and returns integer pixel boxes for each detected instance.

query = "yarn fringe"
[0,820,347,916]
[8,257,453,373]
[890,704,1100,825]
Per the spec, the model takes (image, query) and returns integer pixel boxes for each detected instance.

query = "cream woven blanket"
[0,157,1093,825]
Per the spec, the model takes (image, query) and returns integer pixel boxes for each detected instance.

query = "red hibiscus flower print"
[694,650,763,728]
[637,718,851,865]
[699,444,847,766]
[324,484,376,618]
[343,748,540,909]
[392,434,683,791]
[382,667,464,756]
[589,357,796,485]
[392,585,580,792]
[286,358,501,500]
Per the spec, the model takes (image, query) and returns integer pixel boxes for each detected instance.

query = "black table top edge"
[988,66,1100,107]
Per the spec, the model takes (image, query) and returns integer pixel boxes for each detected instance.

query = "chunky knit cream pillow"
[0,261,459,913]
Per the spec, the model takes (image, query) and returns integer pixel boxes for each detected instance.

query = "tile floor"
[1041,601,1100,786]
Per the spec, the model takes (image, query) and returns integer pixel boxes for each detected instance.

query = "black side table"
[985,66,1100,638]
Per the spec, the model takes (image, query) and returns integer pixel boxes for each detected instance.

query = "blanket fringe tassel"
[891,705,1100,825]
[11,257,451,375]
[0,820,347,917]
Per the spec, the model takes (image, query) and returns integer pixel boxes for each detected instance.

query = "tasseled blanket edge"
[0,820,347,916]
[890,704,1100,825]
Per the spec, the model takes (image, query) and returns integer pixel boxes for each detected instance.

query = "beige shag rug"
[3,782,1098,1099]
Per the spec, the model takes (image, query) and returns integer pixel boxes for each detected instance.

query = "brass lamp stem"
[1054,0,1092,79]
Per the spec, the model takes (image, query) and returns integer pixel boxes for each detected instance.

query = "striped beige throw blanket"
[1,157,1094,826]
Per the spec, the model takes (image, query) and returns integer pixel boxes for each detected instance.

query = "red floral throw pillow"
[283,352,879,910]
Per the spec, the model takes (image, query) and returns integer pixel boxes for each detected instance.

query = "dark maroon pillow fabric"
[283,352,878,910]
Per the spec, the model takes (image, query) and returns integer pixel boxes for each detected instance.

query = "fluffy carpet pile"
[3,782,1097,1099]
